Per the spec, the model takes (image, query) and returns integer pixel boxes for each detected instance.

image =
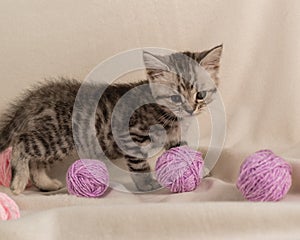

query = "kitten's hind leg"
[29,161,63,192]
[126,156,161,192]
[10,148,30,195]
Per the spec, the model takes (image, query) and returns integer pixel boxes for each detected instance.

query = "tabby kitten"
[0,45,222,194]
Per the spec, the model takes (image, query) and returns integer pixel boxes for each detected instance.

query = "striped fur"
[0,45,222,194]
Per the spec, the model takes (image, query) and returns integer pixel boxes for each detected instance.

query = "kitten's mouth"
[175,106,204,119]
[177,111,194,120]
[182,108,204,118]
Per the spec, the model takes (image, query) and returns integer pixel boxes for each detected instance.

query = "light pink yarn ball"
[0,192,20,220]
[155,146,204,193]
[0,147,12,187]
[237,150,292,201]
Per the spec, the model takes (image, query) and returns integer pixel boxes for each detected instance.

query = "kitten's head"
[143,45,223,118]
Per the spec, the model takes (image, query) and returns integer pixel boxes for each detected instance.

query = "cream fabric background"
[0,0,300,239]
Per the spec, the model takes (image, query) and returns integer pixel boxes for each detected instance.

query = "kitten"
[0,45,222,194]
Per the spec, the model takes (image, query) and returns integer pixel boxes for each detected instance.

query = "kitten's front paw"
[136,182,161,192]
[135,178,162,192]
[148,179,162,191]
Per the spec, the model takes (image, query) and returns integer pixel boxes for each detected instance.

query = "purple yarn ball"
[155,146,204,193]
[237,150,292,201]
[66,159,109,198]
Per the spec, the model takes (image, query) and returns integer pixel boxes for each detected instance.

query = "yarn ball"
[237,149,292,201]
[0,147,12,187]
[155,146,204,193]
[66,159,109,198]
[0,192,20,220]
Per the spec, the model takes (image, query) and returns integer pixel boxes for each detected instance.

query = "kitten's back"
[0,78,81,152]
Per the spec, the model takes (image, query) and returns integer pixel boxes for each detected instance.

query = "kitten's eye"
[196,91,207,100]
[170,95,182,103]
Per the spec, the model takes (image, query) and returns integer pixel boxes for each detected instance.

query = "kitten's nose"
[186,109,194,115]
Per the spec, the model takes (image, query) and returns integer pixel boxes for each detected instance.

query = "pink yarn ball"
[66,159,109,198]
[155,146,204,193]
[237,150,292,201]
[0,192,20,220]
[0,147,12,187]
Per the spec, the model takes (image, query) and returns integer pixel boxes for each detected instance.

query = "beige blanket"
[0,0,300,239]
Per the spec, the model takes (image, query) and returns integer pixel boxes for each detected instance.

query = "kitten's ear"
[143,51,170,72]
[198,45,223,85]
